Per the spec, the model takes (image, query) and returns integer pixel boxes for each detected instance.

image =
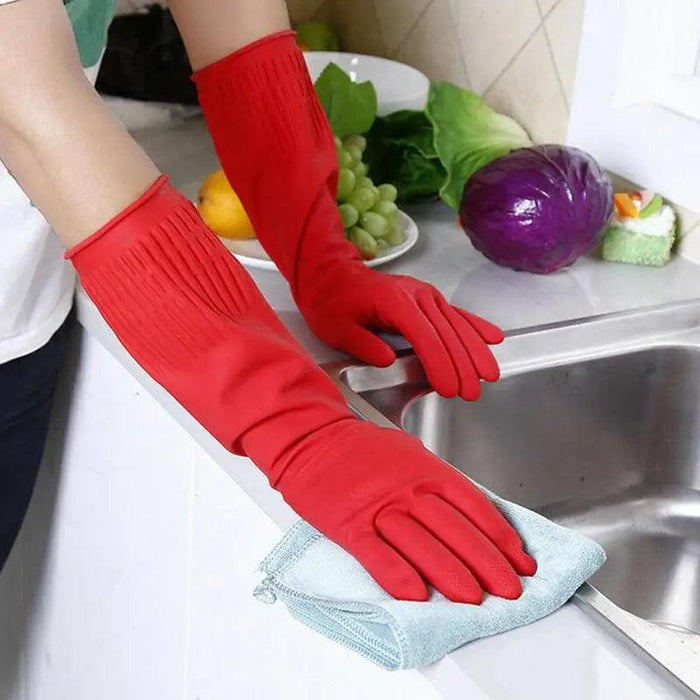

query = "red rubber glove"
[67,176,535,602]
[280,422,536,602]
[194,31,504,401]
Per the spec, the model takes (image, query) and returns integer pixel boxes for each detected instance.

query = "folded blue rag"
[254,486,606,670]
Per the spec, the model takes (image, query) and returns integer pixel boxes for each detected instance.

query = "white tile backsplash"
[326,0,578,143]
[376,0,433,54]
[446,0,541,94]
[111,0,583,145]
[485,27,570,143]
[111,0,584,145]
[544,0,586,105]
[393,0,471,86]
[537,0,560,16]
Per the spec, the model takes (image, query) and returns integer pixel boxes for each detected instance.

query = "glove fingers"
[411,494,522,599]
[454,308,505,346]
[437,298,501,383]
[376,510,483,604]
[418,294,482,401]
[439,475,537,577]
[332,322,396,367]
[387,299,460,398]
[348,530,429,601]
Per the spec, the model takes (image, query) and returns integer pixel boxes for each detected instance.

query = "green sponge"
[599,226,675,266]
[599,201,676,267]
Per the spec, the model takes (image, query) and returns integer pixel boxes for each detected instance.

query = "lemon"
[197,169,255,240]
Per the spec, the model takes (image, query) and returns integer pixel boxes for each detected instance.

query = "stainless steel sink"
[324,300,700,697]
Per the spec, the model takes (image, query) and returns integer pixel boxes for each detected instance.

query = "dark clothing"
[0,318,71,571]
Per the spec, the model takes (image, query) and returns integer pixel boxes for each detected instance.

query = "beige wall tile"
[374,0,432,54]
[393,0,470,86]
[536,0,559,16]
[485,28,569,143]
[315,0,386,55]
[287,0,328,24]
[311,3,332,24]
[447,0,540,94]
[311,0,330,20]
[329,0,586,142]
[544,0,585,105]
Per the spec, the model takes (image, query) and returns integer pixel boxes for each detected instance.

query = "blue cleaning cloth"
[254,486,605,670]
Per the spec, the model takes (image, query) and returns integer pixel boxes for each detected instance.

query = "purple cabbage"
[460,145,614,274]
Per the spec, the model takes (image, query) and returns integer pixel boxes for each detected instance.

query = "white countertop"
[134,116,700,338]
[75,115,700,699]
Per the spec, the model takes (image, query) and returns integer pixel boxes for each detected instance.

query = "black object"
[96,4,199,105]
[0,317,71,572]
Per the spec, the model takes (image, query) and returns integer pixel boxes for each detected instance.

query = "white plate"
[303,52,429,116]
[220,210,419,271]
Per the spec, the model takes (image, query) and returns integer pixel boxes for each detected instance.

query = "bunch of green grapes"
[335,135,404,260]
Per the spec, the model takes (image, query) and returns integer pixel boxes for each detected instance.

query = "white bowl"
[303,52,429,116]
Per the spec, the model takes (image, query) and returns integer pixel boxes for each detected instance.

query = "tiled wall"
[304,0,584,144]
[297,0,700,238]
[114,0,583,144]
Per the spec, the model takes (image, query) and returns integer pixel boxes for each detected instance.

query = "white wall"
[0,326,439,700]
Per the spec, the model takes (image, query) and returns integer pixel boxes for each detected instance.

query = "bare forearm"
[0,0,159,248]
[169,0,290,70]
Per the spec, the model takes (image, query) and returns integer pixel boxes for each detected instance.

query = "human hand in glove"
[277,421,537,602]
[195,31,504,400]
[294,264,504,400]
[68,176,534,603]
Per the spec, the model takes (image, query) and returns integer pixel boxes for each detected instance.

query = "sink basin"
[403,347,700,636]
[325,301,700,695]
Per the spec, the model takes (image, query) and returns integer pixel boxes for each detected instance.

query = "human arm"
[0,0,535,602]
[170,2,505,400]
[0,0,159,248]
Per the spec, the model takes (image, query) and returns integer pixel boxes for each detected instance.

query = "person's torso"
[0,0,115,363]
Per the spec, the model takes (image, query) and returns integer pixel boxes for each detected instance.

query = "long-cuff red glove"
[194,31,504,401]
[67,176,535,602]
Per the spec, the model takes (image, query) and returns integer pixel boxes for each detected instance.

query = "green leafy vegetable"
[364,110,446,202]
[426,82,532,210]
[314,66,531,209]
[314,63,377,138]
[371,110,437,158]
